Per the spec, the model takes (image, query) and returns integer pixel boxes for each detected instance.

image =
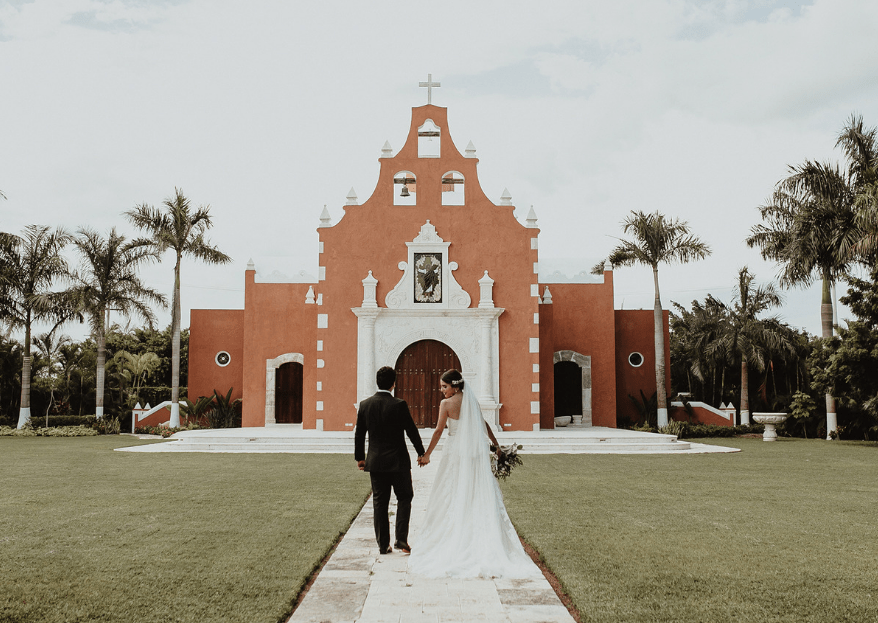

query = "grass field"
[501,438,878,623]
[0,436,371,623]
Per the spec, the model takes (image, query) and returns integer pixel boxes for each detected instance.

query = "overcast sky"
[2,0,877,341]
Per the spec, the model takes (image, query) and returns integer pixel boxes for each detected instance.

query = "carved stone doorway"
[394,339,461,427]
[275,362,303,424]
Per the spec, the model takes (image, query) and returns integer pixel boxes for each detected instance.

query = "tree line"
[0,189,229,429]
[599,114,877,440]
[3,115,878,439]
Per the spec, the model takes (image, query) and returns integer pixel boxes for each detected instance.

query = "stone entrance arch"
[553,350,592,426]
[265,353,304,425]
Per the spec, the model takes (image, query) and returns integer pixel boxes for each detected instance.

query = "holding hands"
[418,454,430,467]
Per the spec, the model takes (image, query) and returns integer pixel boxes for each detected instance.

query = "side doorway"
[275,361,303,424]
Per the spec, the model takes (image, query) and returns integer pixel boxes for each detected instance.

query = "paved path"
[288,450,575,623]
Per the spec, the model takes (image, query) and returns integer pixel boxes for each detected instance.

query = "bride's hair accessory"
[440,369,465,390]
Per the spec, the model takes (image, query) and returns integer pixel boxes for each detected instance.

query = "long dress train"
[408,388,537,578]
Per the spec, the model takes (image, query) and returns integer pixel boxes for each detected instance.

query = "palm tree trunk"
[821,271,837,439]
[740,355,750,425]
[169,254,182,428]
[16,317,32,428]
[653,266,669,427]
[96,316,106,418]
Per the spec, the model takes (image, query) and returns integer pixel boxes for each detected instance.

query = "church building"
[188,88,669,431]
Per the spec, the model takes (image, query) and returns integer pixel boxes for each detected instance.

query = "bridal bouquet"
[489,443,524,481]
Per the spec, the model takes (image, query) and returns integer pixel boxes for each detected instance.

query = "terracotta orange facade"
[188,104,670,430]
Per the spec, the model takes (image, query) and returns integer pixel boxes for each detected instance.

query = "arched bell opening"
[393,171,417,206]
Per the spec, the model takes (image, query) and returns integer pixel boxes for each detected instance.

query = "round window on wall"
[628,352,644,368]
[215,351,231,367]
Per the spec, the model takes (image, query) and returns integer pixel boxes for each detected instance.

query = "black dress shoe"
[394,541,411,554]
[379,546,393,555]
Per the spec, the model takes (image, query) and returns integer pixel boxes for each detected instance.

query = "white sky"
[2,0,877,341]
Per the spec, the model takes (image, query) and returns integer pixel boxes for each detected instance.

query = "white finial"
[134,402,142,410]
[144,403,151,410]
[500,188,513,206]
[526,205,538,228]
[305,286,315,304]
[319,205,332,227]
[465,141,477,158]
[542,286,553,304]
[345,188,358,206]
[419,73,441,104]
[603,260,612,272]
[478,270,495,309]
[381,141,393,158]
[361,271,378,308]
[246,258,255,271]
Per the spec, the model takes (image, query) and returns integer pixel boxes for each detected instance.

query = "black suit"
[355,390,426,550]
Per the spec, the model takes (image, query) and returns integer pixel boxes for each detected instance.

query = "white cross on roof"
[418,73,440,104]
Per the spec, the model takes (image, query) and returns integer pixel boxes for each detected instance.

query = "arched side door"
[275,361,303,424]
[394,339,461,428]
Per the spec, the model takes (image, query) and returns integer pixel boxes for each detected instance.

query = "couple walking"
[354,366,535,578]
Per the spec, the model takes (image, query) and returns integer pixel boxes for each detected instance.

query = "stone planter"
[752,413,788,441]
[554,416,571,427]
[571,415,583,426]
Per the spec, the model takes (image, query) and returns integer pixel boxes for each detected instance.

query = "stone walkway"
[288,449,575,623]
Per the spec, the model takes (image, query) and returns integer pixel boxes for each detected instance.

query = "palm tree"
[706,268,794,424]
[836,115,878,260]
[0,226,72,428]
[605,210,711,426]
[32,331,72,425]
[125,188,231,428]
[70,228,166,418]
[748,160,860,438]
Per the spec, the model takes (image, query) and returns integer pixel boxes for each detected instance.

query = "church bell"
[400,184,410,197]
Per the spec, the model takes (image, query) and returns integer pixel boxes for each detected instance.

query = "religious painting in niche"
[414,253,442,303]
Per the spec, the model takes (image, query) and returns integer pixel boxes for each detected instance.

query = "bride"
[408,369,537,578]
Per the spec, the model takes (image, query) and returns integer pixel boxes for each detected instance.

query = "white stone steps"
[123,428,695,454]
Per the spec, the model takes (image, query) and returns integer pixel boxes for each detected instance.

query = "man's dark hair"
[376,366,396,390]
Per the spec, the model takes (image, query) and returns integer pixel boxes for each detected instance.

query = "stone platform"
[117,425,738,454]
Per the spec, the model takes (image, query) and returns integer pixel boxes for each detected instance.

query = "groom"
[355,366,427,555]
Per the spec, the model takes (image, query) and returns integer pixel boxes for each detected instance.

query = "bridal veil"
[408,387,537,578]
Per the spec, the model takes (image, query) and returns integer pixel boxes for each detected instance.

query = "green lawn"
[501,438,878,623]
[0,436,371,623]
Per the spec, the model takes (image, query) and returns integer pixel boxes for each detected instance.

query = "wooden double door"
[394,340,462,428]
[275,362,303,424]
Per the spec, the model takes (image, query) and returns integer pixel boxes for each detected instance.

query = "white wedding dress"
[408,388,538,578]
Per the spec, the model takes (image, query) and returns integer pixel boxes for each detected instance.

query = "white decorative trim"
[532,383,539,393]
[553,350,593,426]
[317,340,323,351]
[316,401,324,411]
[530,284,539,297]
[264,353,305,426]
[533,363,539,373]
[531,237,538,250]
[530,401,540,414]
[529,338,539,353]
[317,314,328,329]
[317,381,322,391]
[385,221,472,310]
[318,241,324,253]
[533,313,539,324]
[670,401,732,422]
[318,266,326,281]
[317,359,325,368]
[352,307,504,427]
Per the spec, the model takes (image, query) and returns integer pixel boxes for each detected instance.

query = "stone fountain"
[752,413,788,441]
